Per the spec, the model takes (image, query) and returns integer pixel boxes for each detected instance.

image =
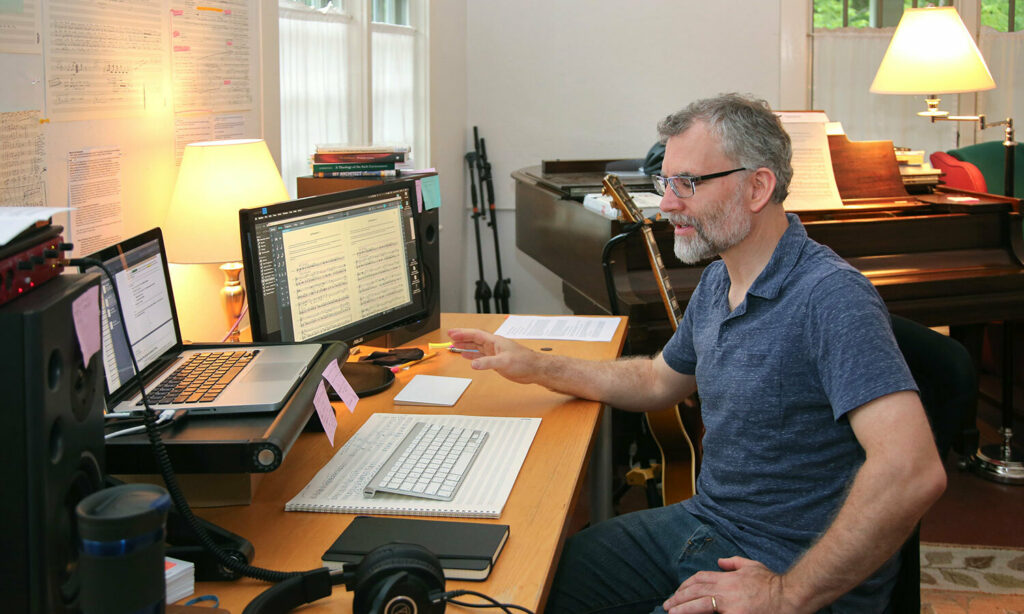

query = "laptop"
[83,228,321,416]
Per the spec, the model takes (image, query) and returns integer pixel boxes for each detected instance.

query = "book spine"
[316,144,411,154]
[313,152,406,164]
[313,170,399,178]
[312,162,396,172]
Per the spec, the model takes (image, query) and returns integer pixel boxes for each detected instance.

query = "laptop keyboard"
[138,350,258,406]
[364,422,489,501]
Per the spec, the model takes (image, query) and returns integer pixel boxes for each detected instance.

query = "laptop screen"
[85,229,180,397]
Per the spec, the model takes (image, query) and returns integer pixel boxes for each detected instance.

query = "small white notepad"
[393,375,472,406]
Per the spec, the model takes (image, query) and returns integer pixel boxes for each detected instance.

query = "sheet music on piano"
[776,112,845,212]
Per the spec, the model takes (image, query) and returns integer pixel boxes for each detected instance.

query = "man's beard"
[670,192,751,264]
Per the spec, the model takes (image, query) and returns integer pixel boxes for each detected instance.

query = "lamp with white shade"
[164,139,289,341]
[872,6,1020,484]
[870,5,1014,196]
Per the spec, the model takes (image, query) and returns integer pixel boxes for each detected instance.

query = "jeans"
[544,503,744,614]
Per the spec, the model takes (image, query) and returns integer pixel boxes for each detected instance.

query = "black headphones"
[242,543,446,614]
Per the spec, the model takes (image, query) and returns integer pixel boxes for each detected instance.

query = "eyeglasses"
[651,167,748,198]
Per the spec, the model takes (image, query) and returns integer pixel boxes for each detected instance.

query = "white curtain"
[279,9,355,197]
[371,27,415,157]
[978,27,1024,144]
[812,27,959,157]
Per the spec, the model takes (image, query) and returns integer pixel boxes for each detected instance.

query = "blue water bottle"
[76,483,171,614]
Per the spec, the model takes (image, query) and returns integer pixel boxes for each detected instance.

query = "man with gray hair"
[449,93,945,613]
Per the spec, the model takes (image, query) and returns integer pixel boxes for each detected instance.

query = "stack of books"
[164,556,195,604]
[311,144,412,178]
[894,148,941,190]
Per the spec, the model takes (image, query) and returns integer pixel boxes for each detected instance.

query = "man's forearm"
[779,453,945,612]
[528,353,667,411]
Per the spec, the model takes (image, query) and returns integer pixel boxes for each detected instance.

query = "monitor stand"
[334,361,395,398]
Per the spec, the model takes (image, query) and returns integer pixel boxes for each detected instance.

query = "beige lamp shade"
[164,139,289,263]
[870,6,996,95]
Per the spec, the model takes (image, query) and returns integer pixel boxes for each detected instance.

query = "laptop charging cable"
[104,408,186,440]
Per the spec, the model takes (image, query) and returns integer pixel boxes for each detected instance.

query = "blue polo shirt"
[662,213,917,611]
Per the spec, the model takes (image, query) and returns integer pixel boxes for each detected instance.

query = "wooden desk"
[188,313,628,613]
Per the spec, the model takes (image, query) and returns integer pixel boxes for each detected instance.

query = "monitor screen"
[82,228,182,398]
[239,180,428,346]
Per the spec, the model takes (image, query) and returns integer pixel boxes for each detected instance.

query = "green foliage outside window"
[981,0,1020,31]
[813,0,872,29]
[814,0,1016,31]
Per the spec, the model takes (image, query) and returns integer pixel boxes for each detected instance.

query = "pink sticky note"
[313,380,338,446]
[323,359,359,413]
[72,285,100,367]
[414,179,424,213]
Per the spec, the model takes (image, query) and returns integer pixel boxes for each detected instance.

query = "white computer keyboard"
[363,421,488,501]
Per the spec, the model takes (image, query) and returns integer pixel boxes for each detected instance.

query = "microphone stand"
[465,152,492,313]
[475,128,511,313]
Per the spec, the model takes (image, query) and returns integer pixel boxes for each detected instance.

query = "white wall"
[428,1,469,316]
[459,1,789,315]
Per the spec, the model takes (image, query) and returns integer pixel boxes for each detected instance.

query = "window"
[814,0,1018,31]
[278,0,426,196]
[813,0,954,30]
[981,0,1021,31]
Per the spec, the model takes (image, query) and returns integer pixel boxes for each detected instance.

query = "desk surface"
[188,313,628,613]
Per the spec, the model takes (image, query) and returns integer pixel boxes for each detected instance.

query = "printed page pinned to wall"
[0,0,42,55]
[0,110,47,207]
[43,0,167,121]
[67,147,123,257]
[170,1,256,114]
[173,112,248,165]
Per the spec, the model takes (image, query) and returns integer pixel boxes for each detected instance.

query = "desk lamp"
[164,139,289,341]
[871,6,1020,484]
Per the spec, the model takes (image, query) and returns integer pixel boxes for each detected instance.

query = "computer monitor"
[239,180,431,395]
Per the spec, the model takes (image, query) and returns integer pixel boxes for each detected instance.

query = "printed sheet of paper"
[0,0,41,54]
[0,206,72,244]
[493,315,620,342]
[778,116,844,211]
[44,0,166,120]
[173,113,246,165]
[0,110,46,207]
[67,147,122,257]
[171,1,254,113]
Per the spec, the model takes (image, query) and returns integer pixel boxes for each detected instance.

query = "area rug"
[921,543,1024,593]
[921,543,1024,613]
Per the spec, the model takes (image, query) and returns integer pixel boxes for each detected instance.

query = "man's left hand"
[662,556,797,614]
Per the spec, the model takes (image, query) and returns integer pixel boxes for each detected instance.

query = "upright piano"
[513,135,1024,455]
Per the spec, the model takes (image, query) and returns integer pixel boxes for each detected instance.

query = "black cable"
[71,257,327,588]
[74,256,531,613]
[439,590,535,614]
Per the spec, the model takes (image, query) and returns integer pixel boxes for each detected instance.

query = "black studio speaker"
[0,274,106,613]
[372,205,442,348]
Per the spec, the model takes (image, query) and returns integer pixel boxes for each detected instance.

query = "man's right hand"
[447,328,542,385]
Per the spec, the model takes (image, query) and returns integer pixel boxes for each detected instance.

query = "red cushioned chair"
[929,151,988,192]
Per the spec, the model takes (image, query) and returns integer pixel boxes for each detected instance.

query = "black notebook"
[321,516,510,581]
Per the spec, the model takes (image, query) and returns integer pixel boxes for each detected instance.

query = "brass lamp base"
[220,262,245,342]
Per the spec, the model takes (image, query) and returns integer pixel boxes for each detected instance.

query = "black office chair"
[888,314,976,613]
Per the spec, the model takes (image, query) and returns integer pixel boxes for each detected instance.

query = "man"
[449,93,946,613]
